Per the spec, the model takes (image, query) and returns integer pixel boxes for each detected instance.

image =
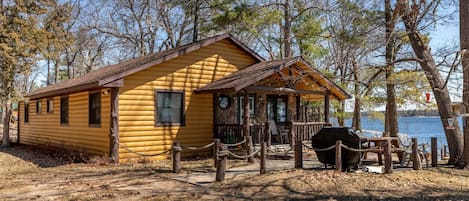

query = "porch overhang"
[194,57,351,100]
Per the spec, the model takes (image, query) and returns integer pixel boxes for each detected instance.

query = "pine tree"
[0,0,48,147]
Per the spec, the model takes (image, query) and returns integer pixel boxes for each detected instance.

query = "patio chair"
[397,134,413,167]
[269,120,289,144]
[397,134,429,167]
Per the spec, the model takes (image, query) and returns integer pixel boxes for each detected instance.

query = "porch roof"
[194,57,351,100]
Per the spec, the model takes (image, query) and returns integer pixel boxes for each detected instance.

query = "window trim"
[36,99,42,114]
[154,90,185,127]
[47,98,54,113]
[24,102,29,123]
[60,96,69,126]
[88,91,101,127]
[238,94,256,124]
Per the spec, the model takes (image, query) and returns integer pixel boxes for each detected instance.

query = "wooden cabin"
[18,33,350,163]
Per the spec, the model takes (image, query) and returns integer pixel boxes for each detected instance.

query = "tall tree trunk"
[385,0,398,138]
[192,0,199,42]
[54,60,59,84]
[461,0,469,167]
[2,104,11,147]
[352,62,361,130]
[400,1,464,164]
[47,56,51,86]
[283,0,291,58]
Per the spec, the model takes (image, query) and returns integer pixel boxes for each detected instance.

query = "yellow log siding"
[19,91,111,155]
[118,39,258,162]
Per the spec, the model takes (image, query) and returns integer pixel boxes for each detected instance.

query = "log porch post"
[324,91,330,124]
[243,91,254,163]
[243,91,250,137]
[110,88,119,163]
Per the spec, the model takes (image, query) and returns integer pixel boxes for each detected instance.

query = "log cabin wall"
[18,90,111,155]
[118,39,258,162]
[215,93,267,124]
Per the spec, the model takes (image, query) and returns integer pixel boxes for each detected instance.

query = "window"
[36,100,42,114]
[88,92,101,126]
[267,96,288,123]
[238,95,255,123]
[24,103,29,123]
[60,96,69,124]
[155,91,184,125]
[47,98,54,113]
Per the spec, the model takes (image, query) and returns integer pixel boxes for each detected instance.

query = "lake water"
[339,116,455,149]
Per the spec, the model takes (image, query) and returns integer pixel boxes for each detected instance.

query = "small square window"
[47,98,54,113]
[36,100,42,114]
[89,92,101,126]
[24,103,29,123]
[60,96,69,124]
[155,91,184,125]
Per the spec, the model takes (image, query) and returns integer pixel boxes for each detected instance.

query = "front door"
[266,95,288,124]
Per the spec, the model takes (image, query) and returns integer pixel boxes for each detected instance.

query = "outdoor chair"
[269,120,289,144]
[397,134,413,167]
[397,134,430,167]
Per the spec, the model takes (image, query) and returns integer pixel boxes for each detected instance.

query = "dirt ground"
[1,144,469,201]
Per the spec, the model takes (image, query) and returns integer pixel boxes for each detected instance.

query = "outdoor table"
[361,137,399,169]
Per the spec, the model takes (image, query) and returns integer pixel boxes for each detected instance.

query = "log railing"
[290,121,329,142]
[215,123,266,144]
[216,121,327,145]
[215,124,244,144]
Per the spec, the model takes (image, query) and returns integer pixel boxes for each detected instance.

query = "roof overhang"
[195,57,351,101]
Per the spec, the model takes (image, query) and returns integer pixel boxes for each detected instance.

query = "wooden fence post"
[295,140,303,169]
[265,121,271,147]
[411,138,422,170]
[431,137,437,167]
[216,145,227,182]
[172,142,181,173]
[335,140,342,172]
[213,139,220,168]
[289,121,295,148]
[383,139,393,174]
[246,135,255,163]
[260,142,267,174]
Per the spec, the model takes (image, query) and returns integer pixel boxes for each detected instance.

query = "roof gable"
[28,33,263,100]
[195,57,351,100]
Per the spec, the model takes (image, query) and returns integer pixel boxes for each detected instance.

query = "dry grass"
[0,144,468,201]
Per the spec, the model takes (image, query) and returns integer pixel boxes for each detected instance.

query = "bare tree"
[398,0,464,165]
[461,0,469,168]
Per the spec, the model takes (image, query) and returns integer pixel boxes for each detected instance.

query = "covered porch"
[195,57,351,146]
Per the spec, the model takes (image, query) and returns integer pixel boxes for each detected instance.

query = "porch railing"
[214,123,266,144]
[215,121,328,145]
[289,121,329,142]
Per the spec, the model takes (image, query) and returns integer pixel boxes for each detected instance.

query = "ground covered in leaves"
[1,144,469,201]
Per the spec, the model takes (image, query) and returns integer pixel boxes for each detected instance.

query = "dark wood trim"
[233,59,299,92]
[46,98,54,114]
[100,79,124,88]
[324,92,330,123]
[225,35,264,62]
[60,95,69,125]
[98,34,262,86]
[243,92,250,136]
[245,86,327,95]
[296,95,301,121]
[88,90,102,127]
[28,82,100,100]
[193,88,236,94]
[154,90,185,127]
[36,99,42,114]
[213,93,217,138]
[110,88,119,163]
